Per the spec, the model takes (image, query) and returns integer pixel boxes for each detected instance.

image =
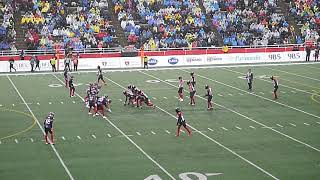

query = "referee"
[246,69,253,91]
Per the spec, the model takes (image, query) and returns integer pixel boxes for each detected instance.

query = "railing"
[0,43,309,56]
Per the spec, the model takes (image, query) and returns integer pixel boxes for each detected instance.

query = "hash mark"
[163,97,168,99]
[151,131,156,135]
[276,124,284,128]
[107,134,111,137]
[136,132,141,136]
[249,126,256,129]
[119,99,123,102]
[91,135,96,139]
[218,94,223,97]
[0,140,1,144]
[61,136,66,140]
[165,130,171,134]
[77,136,81,140]
[14,139,18,143]
[60,102,64,104]
[282,91,286,94]
[221,127,228,131]
[72,101,75,104]
[238,93,243,95]
[291,91,296,93]
[316,122,320,125]
[12,104,15,106]
[228,94,233,96]
[304,123,310,126]
[36,102,40,105]
[30,138,34,142]
[259,92,265,94]
[49,102,52,104]
[207,128,214,131]
[235,126,242,130]
[289,123,296,127]
[152,97,157,100]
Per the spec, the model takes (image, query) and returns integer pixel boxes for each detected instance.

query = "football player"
[190,72,196,87]
[175,108,192,137]
[178,76,184,102]
[270,76,279,99]
[246,69,253,91]
[204,85,213,110]
[187,81,196,106]
[97,66,106,85]
[63,68,69,88]
[44,112,55,145]
[69,76,75,97]
[88,94,96,115]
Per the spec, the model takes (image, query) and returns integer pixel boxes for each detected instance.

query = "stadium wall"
[0,50,307,72]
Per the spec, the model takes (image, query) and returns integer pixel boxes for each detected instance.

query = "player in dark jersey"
[88,94,96,115]
[43,112,54,145]
[178,76,184,102]
[270,76,279,99]
[97,66,106,85]
[246,69,253,91]
[190,72,196,87]
[105,96,112,112]
[137,90,155,109]
[69,76,75,97]
[204,85,213,110]
[175,108,192,137]
[187,81,196,105]
[63,68,69,88]
[94,96,107,118]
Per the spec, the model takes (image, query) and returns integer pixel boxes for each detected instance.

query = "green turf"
[0,63,320,180]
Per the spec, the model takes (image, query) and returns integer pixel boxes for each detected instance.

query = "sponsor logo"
[207,56,223,62]
[125,61,130,66]
[168,57,179,65]
[186,57,202,63]
[148,58,158,65]
[268,54,281,60]
[235,55,261,61]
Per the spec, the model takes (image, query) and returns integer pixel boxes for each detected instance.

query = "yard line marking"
[53,74,176,180]
[276,124,284,128]
[77,136,82,140]
[37,102,40,105]
[266,67,320,82]
[119,99,123,102]
[151,131,156,135]
[113,73,279,180]
[163,97,168,99]
[8,75,75,180]
[195,70,320,120]
[235,126,242,130]
[30,138,34,142]
[61,102,64,104]
[14,139,18,143]
[249,126,256,129]
[221,127,228,131]
[205,173,223,176]
[165,130,171,134]
[218,94,223,97]
[91,134,96,139]
[62,136,66,140]
[228,93,233,96]
[289,123,297,127]
[136,132,141,136]
[107,134,111,138]
[304,123,310,126]
[207,128,214,131]
[49,102,52,104]
[144,70,320,153]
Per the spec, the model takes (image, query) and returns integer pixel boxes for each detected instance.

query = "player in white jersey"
[178,76,184,102]
[204,85,213,110]
[270,76,279,99]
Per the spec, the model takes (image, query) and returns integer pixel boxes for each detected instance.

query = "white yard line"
[221,127,228,131]
[289,123,297,127]
[144,70,320,153]
[108,73,280,180]
[51,74,176,180]
[266,67,320,82]
[276,124,284,128]
[7,75,75,180]
[249,126,256,129]
[207,128,214,131]
[235,126,242,130]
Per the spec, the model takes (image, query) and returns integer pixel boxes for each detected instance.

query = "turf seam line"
[52,74,176,180]
[7,75,75,180]
[110,72,280,180]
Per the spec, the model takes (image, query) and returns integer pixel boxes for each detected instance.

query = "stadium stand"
[0,0,16,51]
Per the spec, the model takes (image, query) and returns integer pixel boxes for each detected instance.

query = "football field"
[0,63,320,180]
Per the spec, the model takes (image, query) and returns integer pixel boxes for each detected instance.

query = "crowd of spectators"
[289,0,320,43]
[0,0,16,51]
[204,0,299,46]
[19,0,118,51]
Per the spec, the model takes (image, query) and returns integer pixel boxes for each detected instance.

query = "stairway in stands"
[106,0,128,47]
[14,11,27,50]
[276,1,301,37]
[198,1,223,46]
